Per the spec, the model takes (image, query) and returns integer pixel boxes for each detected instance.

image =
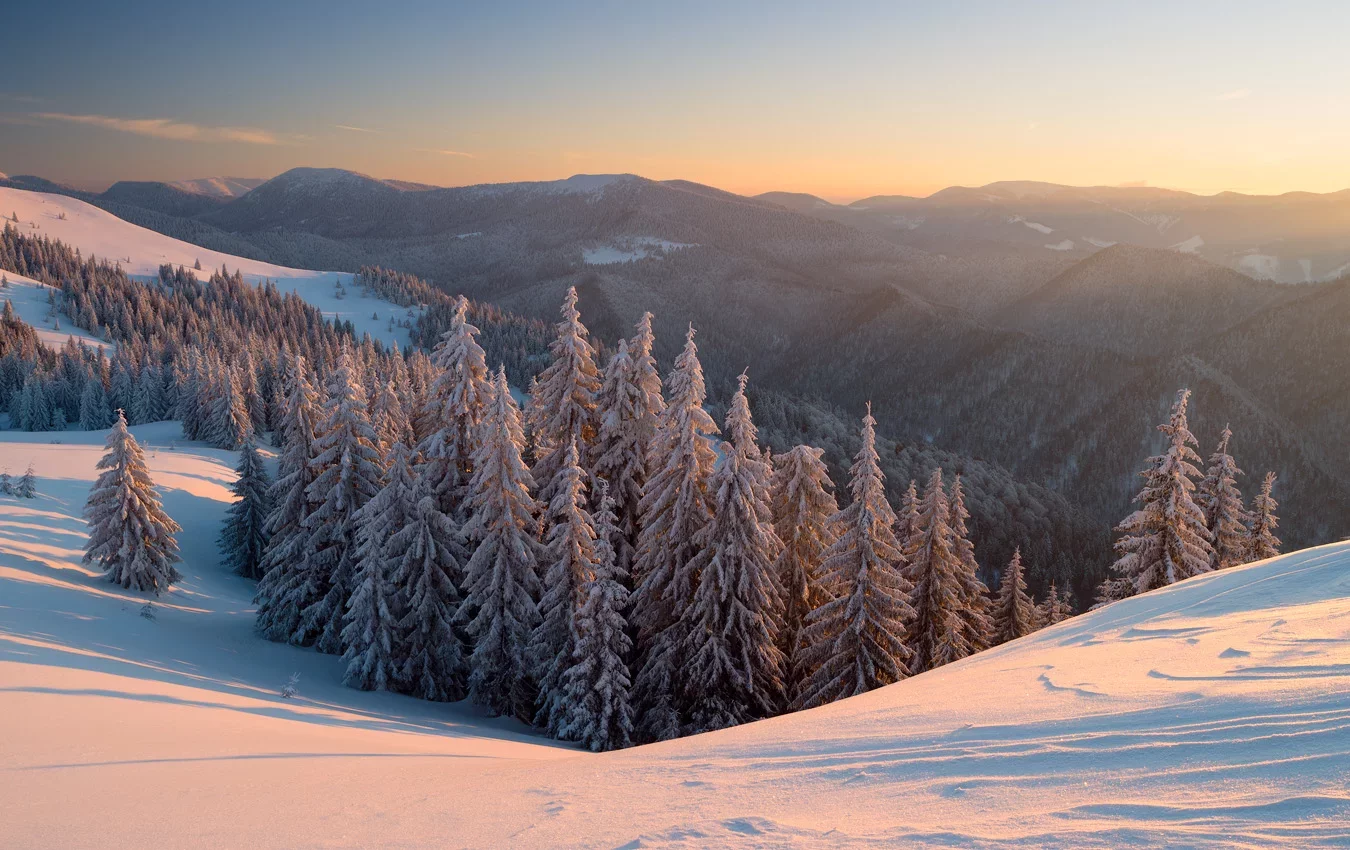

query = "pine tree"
[793,405,913,710]
[903,469,969,674]
[631,326,719,740]
[991,548,1036,644]
[0,471,11,496]
[390,469,472,702]
[207,367,252,449]
[591,312,665,577]
[301,352,385,655]
[947,476,993,654]
[342,443,414,692]
[1111,389,1215,594]
[530,286,600,510]
[532,440,599,736]
[79,378,111,430]
[769,444,838,694]
[557,482,634,751]
[416,296,491,518]
[461,368,544,719]
[254,356,325,645]
[895,480,921,553]
[1036,581,1073,628]
[83,411,182,594]
[1247,471,1281,562]
[14,463,36,499]
[1198,426,1249,570]
[682,443,786,731]
[370,378,412,459]
[219,438,273,579]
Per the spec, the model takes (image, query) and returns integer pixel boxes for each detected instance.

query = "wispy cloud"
[416,148,476,158]
[0,93,46,105]
[1215,88,1251,101]
[335,123,379,134]
[34,112,300,145]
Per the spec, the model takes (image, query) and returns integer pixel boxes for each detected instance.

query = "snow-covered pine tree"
[131,363,164,425]
[218,438,273,579]
[370,378,412,460]
[895,479,921,553]
[1198,426,1249,570]
[1111,389,1214,594]
[769,444,839,693]
[903,469,970,674]
[79,379,112,431]
[461,367,544,720]
[83,411,182,594]
[416,296,492,519]
[341,442,415,692]
[681,442,787,732]
[1036,581,1073,627]
[793,404,913,710]
[300,351,385,655]
[254,356,326,645]
[590,312,665,577]
[1247,471,1281,562]
[206,366,252,449]
[947,475,993,654]
[991,548,1036,644]
[14,463,37,499]
[532,440,599,736]
[529,286,600,510]
[557,482,633,751]
[631,325,719,740]
[0,470,11,496]
[390,465,472,701]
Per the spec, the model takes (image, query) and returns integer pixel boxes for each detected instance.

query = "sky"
[2,0,1349,202]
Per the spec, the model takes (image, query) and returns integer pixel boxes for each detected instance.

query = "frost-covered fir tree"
[947,476,993,654]
[417,296,492,518]
[895,479,921,553]
[793,405,913,710]
[79,379,112,431]
[14,464,36,499]
[991,548,1036,644]
[1111,389,1214,594]
[682,443,787,731]
[1036,581,1073,628]
[206,367,252,449]
[218,438,273,579]
[0,470,11,496]
[631,326,719,740]
[769,444,838,692]
[1247,471,1281,562]
[903,469,969,674]
[590,312,665,577]
[300,352,385,655]
[132,364,164,425]
[390,469,471,701]
[84,411,182,594]
[557,482,633,751]
[370,378,412,459]
[341,443,414,692]
[532,440,600,736]
[530,286,600,510]
[1198,426,1249,570]
[254,356,326,645]
[461,368,544,719]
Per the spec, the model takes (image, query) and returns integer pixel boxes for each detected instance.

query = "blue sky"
[3,0,1349,199]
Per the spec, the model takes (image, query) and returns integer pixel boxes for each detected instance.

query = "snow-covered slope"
[2,425,1347,848]
[0,187,417,347]
[1,270,113,352]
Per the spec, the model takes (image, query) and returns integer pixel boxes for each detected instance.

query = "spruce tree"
[1111,389,1214,594]
[948,476,993,654]
[84,411,182,594]
[460,368,544,720]
[903,469,969,674]
[631,326,719,740]
[529,286,600,510]
[682,443,786,731]
[1036,582,1074,628]
[14,463,36,499]
[895,479,921,553]
[371,378,412,460]
[769,444,839,694]
[301,352,385,655]
[1247,471,1281,562]
[342,443,414,692]
[416,296,491,518]
[389,462,471,702]
[532,440,599,736]
[793,405,913,710]
[1198,426,1249,570]
[79,379,111,431]
[207,367,252,449]
[557,482,634,751]
[219,438,273,579]
[0,470,11,496]
[992,548,1036,644]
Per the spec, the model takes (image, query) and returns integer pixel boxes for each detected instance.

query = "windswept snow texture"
[1,270,113,352]
[0,187,417,347]
[2,426,1347,849]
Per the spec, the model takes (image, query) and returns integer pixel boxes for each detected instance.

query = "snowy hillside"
[1,269,112,352]
[0,186,417,347]
[3,423,1347,848]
